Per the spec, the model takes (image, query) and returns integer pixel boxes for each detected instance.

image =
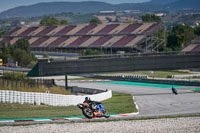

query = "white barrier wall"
[0,90,112,106]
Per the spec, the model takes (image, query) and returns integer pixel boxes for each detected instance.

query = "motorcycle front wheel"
[82,108,94,119]
[103,109,110,118]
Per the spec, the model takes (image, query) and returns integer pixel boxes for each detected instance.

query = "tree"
[166,24,196,51]
[142,14,161,22]
[40,16,59,26]
[13,48,36,68]
[14,38,30,52]
[0,38,37,68]
[60,19,69,25]
[194,25,200,35]
[90,17,102,24]
[0,43,13,63]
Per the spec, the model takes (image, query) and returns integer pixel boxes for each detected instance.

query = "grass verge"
[191,89,200,93]
[0,85,71,95]
[0,92,136,119]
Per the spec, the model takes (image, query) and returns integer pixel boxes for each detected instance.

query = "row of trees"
[40,16,69,26]
[0,39,37,68]
[40,16,102,26]
[142,14,161,22]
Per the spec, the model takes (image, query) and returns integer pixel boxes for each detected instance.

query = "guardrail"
[0,90,112,106]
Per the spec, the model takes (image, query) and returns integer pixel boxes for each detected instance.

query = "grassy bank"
[0,92,136,119]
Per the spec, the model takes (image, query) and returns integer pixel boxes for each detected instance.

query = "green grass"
[0,85,71,95]
[100,71,192,78]
[192,89,200,93]
[103,92,137,114]
[0,92,136,119]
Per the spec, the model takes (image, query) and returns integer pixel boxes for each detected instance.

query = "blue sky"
[0,0,150,13]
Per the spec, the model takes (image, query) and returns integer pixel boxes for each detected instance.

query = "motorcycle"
[77,102,110,119]
[172,87,178,95]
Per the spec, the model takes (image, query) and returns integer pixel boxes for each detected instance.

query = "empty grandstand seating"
[191,45,200,52]
[37,26,57,35]
[76,24,97,34]
[97,24,119,34]
[182,44,198,52]
[79,37,100,47]
[112,36,137,47]
[48,37,69,48]
[10,37,20,45]
[0,37,13,47]
[55,25,76,35]
[0,22,161,50]
[19,27,38,36]
[125,35,145,47]
[68,36,91,47]
[67,25,86,35]
[119,23,142,34]
[6,27,21,36]
[59,37,79,47]
[102,36,124,47]
[142,23,160,34]
[31,37,50,47]
[90,36,113,47]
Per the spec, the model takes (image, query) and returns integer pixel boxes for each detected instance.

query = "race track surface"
[58,81,200,117]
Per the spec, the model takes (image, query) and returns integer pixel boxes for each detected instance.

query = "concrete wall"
[0,90,112,106]
[70,86,106,94]
[31,53,200,76]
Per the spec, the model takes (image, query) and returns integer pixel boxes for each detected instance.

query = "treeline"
[0,39,37,68]
[40,16,69,26]
[142,14,161,22]
[40,16,102,26]
[141,14,200,51]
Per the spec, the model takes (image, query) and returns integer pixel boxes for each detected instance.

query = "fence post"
[15,80,18,89]
[2,79,4,88]
[7,79,9,88]
[65,75,68,90]
[24,79,26,88]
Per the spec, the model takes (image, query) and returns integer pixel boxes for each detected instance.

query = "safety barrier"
[0,90,112,106]
[104,75,148,79]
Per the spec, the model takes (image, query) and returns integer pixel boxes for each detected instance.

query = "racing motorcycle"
[77,102,110,119]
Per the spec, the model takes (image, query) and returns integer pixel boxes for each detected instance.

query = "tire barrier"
[107,75,148,79]
[0,90,112,106]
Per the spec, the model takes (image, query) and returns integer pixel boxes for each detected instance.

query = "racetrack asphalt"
[56,81,200,117]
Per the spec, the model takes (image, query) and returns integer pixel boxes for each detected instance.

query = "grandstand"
[182,36,200,52]
[0,22,163,53]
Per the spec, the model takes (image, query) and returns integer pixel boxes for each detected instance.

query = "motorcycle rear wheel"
[82,108,94,119]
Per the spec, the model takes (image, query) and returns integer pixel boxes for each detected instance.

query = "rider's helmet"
[85,97,91,101]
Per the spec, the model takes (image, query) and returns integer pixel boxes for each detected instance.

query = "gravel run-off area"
[0,117,200,133]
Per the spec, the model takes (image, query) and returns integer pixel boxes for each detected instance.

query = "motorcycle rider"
[84,97,102,111]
